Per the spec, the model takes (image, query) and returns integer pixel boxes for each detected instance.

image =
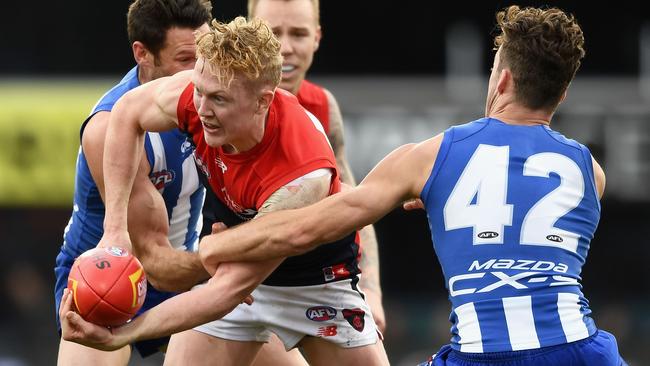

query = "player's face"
[253,0,321,95]
[192,59,263,151]
[485,47,502,116]
[150,24,210,79]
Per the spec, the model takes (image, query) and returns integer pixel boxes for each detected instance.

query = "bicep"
[257,170,332,217]
[355,138,441,215]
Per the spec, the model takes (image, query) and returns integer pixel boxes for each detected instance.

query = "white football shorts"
[193,276,379,350]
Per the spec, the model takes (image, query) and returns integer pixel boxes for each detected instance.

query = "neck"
[487,104,553,127]
[137,67,153,84]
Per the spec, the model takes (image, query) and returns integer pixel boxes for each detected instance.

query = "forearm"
[103,96,146,234]
[120,277,241,341]
[358,224,382,296]
[138,248,209,292]
[201,190,380,266]
[117,259,282,343]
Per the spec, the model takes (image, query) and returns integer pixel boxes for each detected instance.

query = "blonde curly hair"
[196,17,282,89]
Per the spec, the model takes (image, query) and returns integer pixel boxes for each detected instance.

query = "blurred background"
[1,1,649,365]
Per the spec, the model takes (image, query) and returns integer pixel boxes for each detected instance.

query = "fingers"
[59,288,68,319]
[242,295,254,305]
[211,222,228,234]
[403,198,425,211]
[60,288,72,319]
[373,311,387,334]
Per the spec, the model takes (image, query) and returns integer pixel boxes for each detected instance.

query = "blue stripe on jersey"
[421,117,599,353]
[474,300,509,352]
[532,293,564,348]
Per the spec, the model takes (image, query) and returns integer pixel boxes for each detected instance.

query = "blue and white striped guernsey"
[58,65,204,295]
[421,118,599,353]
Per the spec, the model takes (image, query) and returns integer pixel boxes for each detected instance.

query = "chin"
[203,133,224,148]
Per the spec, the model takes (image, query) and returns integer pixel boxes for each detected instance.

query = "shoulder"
[322,87,339,110]
[82,111,110,148]
[591,155,606,199]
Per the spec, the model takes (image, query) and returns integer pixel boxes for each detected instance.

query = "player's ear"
[256,88,275,115]
[132,41,153,68]
[314,25,322,52]
[496,68,511,94]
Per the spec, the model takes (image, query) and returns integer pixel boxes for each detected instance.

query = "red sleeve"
[176,83,194,132]
[255,160,337,209]
[252,92,340,208]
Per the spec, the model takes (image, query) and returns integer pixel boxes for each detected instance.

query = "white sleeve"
[284,168,333,187]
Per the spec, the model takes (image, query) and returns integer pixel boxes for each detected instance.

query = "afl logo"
[478,231,499,239]
[306,306,337,322]
[546,234,564,243]
[150,170,175,190]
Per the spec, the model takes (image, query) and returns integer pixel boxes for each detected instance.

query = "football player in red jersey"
[60,16,389,366]
[248,0,386,337]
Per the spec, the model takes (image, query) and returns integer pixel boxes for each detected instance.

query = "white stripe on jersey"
[503,296,540,350]
[168,151,202,250]
[557,292,590,342]
[304,109,332,149]
[148,132,202,250]
[456,302,483,353]
[148,132,167,179]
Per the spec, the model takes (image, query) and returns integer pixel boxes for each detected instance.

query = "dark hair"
[494,6,585,110]
[127,0,212,56]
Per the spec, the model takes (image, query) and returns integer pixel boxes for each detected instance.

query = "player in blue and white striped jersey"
[53,1,211,364]
[195,5,627,366]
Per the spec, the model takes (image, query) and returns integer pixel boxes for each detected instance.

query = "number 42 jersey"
[421,117,600,353]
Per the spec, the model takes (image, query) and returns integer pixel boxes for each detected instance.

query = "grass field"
[0,80,114,206]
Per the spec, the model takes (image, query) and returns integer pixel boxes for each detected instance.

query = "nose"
[196,96,213,118]
[279,35,293,56]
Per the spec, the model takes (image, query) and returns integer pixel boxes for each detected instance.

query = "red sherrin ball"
[67,247,147,327]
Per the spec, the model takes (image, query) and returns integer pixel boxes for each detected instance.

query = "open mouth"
[282,64,297,73]
[202,121,221,133]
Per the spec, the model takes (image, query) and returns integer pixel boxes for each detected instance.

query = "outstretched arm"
[60,257,282,351]
[200,171,332,274]
[100,70,192,250]
[200,135,443,263]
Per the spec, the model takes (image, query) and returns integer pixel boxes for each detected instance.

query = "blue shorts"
[418,330,627,366]
[54,250,175,357]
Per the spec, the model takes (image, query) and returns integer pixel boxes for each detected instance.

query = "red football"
[67,247,147,327]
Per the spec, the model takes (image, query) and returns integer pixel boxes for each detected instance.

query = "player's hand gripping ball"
[67,247,147,327]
